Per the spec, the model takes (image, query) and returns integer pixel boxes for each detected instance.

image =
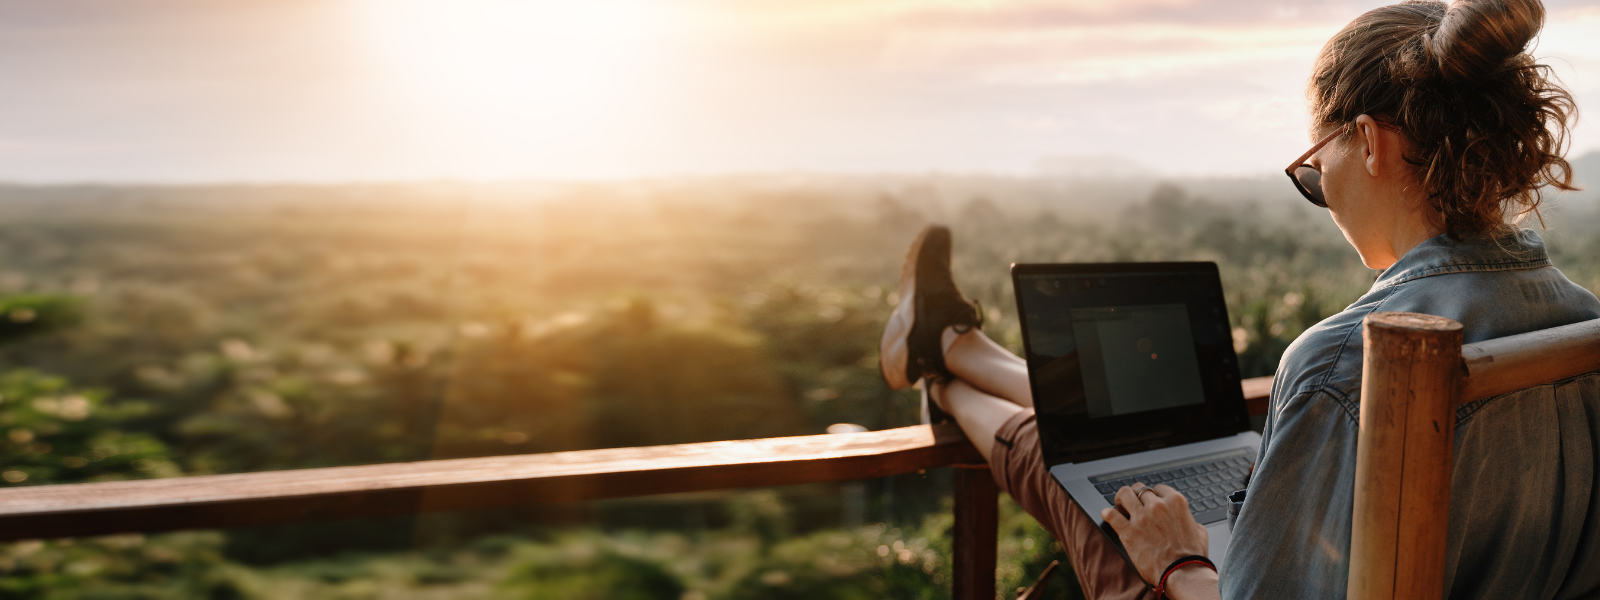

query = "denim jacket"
[1220,229,1600,599]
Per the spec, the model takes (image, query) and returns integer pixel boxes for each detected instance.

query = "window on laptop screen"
[1018,273,1211,419]
[1070,305,1206,417]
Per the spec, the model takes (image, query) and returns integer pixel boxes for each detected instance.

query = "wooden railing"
[0,421,989,541]
[0,377,1276,598]
[1349,314,1600,600]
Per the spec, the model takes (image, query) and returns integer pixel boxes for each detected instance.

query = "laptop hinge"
[1062,430,1223,464]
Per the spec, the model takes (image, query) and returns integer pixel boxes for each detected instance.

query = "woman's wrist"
[1161,565,1221,600]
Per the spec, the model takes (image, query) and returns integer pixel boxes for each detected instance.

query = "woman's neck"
[1378,209,1447,268]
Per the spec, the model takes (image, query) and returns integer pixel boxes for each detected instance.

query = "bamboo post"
[952,465,999,600]
[1348,312,1463,600]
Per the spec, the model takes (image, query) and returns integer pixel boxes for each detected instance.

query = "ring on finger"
[1135,487,1155,502]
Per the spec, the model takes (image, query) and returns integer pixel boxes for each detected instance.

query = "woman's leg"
[880,226,1149,598]
[932,379,1151,600]
[942,327,1033,408]
[931,378,1023,462]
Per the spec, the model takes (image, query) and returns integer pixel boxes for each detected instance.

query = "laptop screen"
[1069,304,1206,417]
[1013,263,1248,464]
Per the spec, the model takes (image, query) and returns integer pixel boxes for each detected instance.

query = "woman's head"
[1307,0,1576,242]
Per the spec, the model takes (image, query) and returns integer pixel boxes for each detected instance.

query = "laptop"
[1010,262,1260,566]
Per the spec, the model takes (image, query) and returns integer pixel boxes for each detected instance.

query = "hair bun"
[1428,0,1545,83]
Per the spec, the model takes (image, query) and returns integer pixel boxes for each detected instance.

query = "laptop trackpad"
[1205,520,1230,570]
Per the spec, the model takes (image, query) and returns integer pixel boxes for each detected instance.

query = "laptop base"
[1049,431,1261,569]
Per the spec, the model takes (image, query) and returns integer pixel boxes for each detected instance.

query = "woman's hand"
[1100,483,1210,586]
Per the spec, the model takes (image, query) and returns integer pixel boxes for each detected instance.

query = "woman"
[879,0,1600,598]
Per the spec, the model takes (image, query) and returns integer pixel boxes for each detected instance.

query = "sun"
[349,0,672,176]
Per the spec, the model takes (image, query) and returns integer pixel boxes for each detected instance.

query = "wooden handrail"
[0,423,982,542]
[1242,375,1273,416]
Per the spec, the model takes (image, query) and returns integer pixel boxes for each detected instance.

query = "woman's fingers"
[1101,505,1132,531]
[1150,484,1185,509]
[1103,483,1210,585]
[1115,483,1193,517]
[1114,484,1145,513]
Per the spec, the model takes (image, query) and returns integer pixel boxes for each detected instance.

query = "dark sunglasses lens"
[1294,166,1327,207]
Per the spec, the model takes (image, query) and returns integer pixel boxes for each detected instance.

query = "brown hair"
[1309,0,1577,239]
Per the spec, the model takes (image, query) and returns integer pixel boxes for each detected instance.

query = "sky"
[0,0,1597,183]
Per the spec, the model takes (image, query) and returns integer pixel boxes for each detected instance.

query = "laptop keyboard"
[1090,449,1252,525]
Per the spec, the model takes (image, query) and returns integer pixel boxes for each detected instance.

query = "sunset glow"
[0,0,1596,181]
[348,0,681,176]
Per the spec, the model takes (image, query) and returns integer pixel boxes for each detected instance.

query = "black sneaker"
[879,225,982,415]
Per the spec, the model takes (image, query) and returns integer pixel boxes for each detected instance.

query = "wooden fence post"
[953,465,999,600]
[1348,312,1462,600]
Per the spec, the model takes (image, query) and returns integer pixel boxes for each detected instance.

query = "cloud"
[0,0,1595,181]
[876,21,1335,85]
[884,0,1359,28]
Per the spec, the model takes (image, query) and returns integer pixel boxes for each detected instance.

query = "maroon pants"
[988,409,1152,600]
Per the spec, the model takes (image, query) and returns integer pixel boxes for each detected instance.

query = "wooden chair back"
[1348,313,1600,599]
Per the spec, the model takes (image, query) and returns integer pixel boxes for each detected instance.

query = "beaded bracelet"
[1152,555,1216,599]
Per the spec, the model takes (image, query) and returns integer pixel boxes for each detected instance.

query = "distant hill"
[1571,150,1600,191]
[1549,149,1600,208]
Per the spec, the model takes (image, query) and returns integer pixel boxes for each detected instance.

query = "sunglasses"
[1285,121,1402,208]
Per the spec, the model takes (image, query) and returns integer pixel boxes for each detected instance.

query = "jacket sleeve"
[1219,387,1359,599]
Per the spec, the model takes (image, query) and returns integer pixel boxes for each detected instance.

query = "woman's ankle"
[926,378,951,413]
[941,324,975,356]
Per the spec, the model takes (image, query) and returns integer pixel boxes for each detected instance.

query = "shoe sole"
[879,226,939,390]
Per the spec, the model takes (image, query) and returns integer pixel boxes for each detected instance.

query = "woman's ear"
[1354,114,1383,178]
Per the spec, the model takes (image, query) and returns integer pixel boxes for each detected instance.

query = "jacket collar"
[1371,228,1551,291]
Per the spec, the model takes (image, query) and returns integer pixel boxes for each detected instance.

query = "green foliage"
[501,548,684,600]
[0,370,176,487]
[0,181,1382,473]
[170,340,443,473]
[487,491,1087,600]
[435,296,810,458]
[219,518,421,566]
[0,178,1595,596]
[994,498,1087,600]
[0,533,241,600]
[742,283,915,432]
[0,485,1086,599]
[0,295,81,346]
